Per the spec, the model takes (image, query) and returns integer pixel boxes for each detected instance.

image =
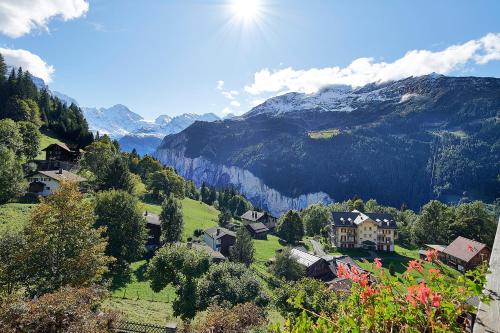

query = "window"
[46,187,50,190]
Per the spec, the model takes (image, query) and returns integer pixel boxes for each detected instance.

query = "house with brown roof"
[203,227,236,257]
[26,169,87,196]
[441,236,490,272]
[43,143,83,163]
[241,210,277,230]
[245,222,269,239]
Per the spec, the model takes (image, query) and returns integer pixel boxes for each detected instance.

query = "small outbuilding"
[245,222,269,239]
[441,236,490,272]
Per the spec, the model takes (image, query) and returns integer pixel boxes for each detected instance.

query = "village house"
[245,222,269,239]
[441,236,490,272]
[26,169,87,197]
[143,211,161,251]
[203,227,236,257]
[28,142,84,172]
[241,210,277,231]
[330,210,398,252]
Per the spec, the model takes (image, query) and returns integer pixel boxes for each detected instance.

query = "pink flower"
[467,245,474,252]
[360,286,377,303]
[374,258,382,269]
[431,293,442,307]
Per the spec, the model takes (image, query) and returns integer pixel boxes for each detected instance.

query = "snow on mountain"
[82,105,220,139]
[52,91,79,106]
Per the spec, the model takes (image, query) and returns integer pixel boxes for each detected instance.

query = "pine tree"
[160,194,184,244]
[230,227,254,266]
[200,182,209,204]
[100,157,134,193]
[277,210,304,244]
[0,53,7,86]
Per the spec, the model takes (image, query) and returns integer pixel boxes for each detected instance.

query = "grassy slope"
[35,132,65,160]
[0,203,35,233]
[141,197,219,240]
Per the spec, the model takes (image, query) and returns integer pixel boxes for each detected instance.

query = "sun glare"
[231,0,261,22]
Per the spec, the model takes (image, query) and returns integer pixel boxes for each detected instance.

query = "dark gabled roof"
[42,142,73,152]
[191,243,227,260]
[364,212,398,229]
[246,222,269,234]
[442,236,488,263]
[331,212,359,227]
[241,210,265,222]
[143,212,160,226]
[329,255,365,277]
[331,211,397,229]
[362,240,376,246]
[205,227,236,239]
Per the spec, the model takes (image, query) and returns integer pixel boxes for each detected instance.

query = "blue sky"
[0,0,499,119]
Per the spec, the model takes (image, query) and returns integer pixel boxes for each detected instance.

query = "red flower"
[407,260,424,273]
[374,258,382,269]
[359,273,369,287]
[361,286,377,303]
[337,263,349,278]
[428,268,441,277]
[416,282,431,305]
[425,249,438,262]
[467,245,474,252]
[431,293,442,307]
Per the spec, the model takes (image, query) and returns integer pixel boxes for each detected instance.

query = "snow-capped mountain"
[82,105,220,139]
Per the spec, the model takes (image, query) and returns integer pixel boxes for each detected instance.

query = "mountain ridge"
[155,74,500,215]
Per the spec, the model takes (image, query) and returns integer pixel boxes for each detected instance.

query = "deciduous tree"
[159,194,184,244]
[277,210,304,244]
[230,227,254,266]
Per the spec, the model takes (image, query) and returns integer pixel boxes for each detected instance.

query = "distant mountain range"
[155,74,500,215]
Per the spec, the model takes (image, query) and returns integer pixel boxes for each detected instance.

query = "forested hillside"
[157,75,500,213]
[0,53,93,147]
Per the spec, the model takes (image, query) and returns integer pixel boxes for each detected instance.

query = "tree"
[0,53,6,86]
[147,168,185,200]
[0,147,25,204]
[230,227,255,266]
[208,187,217,205]
[449,201,497,246]
[270,247,305,281]
[196,262,269,311]
[0,232,26,295]
[184,180,199,200]
[94,190,147,268]
[411,200,452,246]
[147,244,211,319]
[348,198,365,212]
[159,194,184,244]
[100,157,134,193]
[0,287,116,333]
[23,182,111,295]
[190,302,267,333]
[81,136,117,178]
[218,209,232,227]
[137,155,163,180]
[0,119,23,155]
[16,121,41,159]
[200,182,210,204]
[277,210,304,244]
[301,203,331,236]
[275,278,338,318]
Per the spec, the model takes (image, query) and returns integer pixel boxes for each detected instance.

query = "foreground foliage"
[271,252,487,332]
[0,286,116,333]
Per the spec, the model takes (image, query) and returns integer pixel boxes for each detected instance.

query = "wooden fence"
[115,321,176,333]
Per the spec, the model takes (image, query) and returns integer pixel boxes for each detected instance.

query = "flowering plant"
[271,249,488,333]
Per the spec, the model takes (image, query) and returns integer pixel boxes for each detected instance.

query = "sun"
[231,0,262,22]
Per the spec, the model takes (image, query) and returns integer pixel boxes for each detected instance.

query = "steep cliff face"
[154,148,332,216]
[155,75,500,213]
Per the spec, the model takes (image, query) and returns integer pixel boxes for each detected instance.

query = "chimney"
[58,168,63,174]
[144,211,148,216]
[216,228,221,236]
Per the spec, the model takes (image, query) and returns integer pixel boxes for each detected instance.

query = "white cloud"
[0,0,89,38]
[230,100,241,107]
[222,107,232,114]
[216,80,225,90]
[244,33,500,95]
[0,47,54,83]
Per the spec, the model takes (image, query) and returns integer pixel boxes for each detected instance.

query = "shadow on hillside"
[134,262,149,281]
[110,268,133,291]
[142,194,162,205]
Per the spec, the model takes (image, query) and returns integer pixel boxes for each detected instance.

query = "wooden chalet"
[441,236,490,272]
